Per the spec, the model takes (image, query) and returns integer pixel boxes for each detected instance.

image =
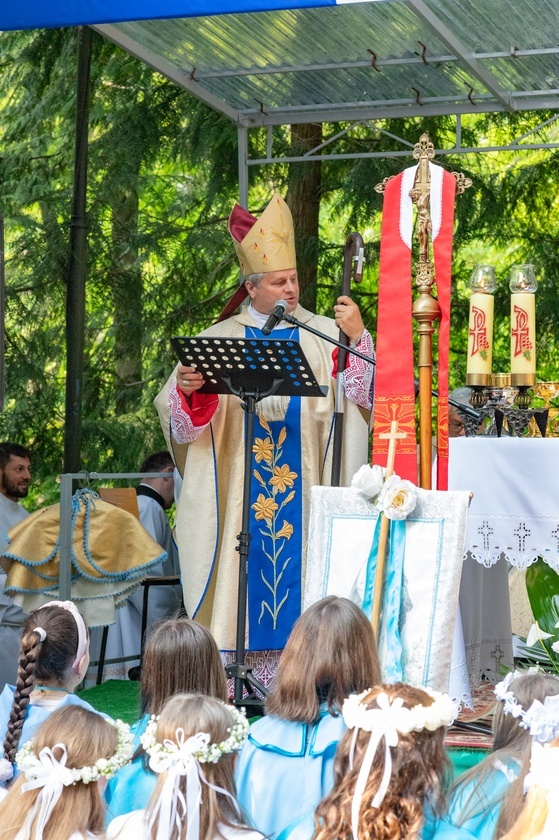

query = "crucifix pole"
[410,135,440,490]
[371,419,407,634]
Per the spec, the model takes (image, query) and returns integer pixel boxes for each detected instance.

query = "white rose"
[351,464,385,500]
[376,474,417,520]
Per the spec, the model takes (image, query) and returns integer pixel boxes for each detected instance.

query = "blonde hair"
[145,694,249,840]
[313,683,450,840]
[448,671,559,836]
[266,596,381,724]
[0,705,117,840]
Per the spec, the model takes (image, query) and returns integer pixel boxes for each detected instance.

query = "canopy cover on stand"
[1,0,346,31]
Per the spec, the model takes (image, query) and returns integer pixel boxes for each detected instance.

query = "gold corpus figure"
[375,133,472,489]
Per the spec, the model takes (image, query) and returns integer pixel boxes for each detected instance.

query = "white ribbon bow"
[146,729,241,840]
[349,694,406,840]
[19,745,75,840]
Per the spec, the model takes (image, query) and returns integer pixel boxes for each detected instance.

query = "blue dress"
[235,706,346,840]
[0,684,109,783]
[430,758,520,839]
[105,714,155,822]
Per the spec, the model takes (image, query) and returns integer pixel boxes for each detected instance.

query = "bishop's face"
[245,269,299,315]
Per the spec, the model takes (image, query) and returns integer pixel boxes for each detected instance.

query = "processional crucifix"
[375,134,472,489]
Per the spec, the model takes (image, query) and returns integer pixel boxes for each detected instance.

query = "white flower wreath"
[140,702,249,765]
[343,686,458,735]
[15,718,134,784]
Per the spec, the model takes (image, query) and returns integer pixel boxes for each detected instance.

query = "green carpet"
[79,680,141,725]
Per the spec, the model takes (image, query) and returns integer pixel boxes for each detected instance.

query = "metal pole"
[59,474,74,600]
[237,125,249,207]
[0,216,5,412]
[64,26,92,473]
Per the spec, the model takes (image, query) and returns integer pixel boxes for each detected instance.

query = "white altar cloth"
[304,486,472,704]
[449,437,559,571]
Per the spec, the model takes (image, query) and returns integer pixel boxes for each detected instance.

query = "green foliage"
[1,29,559,505]
[526,559,559,633]
[526,558,559,666]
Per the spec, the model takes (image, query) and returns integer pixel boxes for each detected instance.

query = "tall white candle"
[466,265,496,388]
[509,265,537,386]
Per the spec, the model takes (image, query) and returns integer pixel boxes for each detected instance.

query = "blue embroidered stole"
[245,326,303,650]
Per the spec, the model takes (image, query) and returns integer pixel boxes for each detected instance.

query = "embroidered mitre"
[229,193,296,276]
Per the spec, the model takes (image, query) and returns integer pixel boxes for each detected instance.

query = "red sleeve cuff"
[331,346,350,377]
[178,389,219,426]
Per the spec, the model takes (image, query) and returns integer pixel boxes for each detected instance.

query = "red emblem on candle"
[469,306,490,356]
[512,304,533,357]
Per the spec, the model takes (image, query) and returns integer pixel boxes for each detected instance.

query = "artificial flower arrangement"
[351,464,418,521]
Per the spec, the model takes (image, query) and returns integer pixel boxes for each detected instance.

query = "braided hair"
[3,605,80,764]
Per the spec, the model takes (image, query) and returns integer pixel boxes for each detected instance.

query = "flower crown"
[140,703,249,766]
[494,668,559,744]
[16,718,134,784]
[343,687,458,735]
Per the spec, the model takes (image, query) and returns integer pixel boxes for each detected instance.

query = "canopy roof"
[92,0,559,128]
[3,0,558,132]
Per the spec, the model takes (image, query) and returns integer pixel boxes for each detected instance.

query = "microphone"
[262,300,288,335]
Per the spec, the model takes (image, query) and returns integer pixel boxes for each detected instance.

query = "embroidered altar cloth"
[449,437,559,571]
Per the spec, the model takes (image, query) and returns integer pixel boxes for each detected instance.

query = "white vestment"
[155,304,372,650]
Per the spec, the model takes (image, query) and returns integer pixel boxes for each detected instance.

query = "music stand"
[172,336,327,712]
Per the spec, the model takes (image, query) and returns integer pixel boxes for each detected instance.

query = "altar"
[449,436,559,684]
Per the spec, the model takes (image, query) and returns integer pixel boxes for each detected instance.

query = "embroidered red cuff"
[178,389,219,426]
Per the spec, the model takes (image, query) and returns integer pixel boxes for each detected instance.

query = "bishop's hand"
[177,365,205,397]
[334,295,365,344]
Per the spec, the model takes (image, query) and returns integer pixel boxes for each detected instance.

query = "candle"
[466,265,496,387]
[509,264,537,386]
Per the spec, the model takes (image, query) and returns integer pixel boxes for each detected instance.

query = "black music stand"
[172,335,327,712]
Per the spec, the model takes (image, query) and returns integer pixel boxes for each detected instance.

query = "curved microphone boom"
[262,300,288,335]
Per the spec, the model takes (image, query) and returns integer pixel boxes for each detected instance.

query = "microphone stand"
[281,312,376,367]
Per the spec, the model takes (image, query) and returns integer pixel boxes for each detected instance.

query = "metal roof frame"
[94,0,559,126]
[93,0,559,202]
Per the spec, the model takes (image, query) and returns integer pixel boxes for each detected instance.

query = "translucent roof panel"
[94,0,559,125]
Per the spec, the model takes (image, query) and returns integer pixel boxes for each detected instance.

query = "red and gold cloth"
[372,163,456,488]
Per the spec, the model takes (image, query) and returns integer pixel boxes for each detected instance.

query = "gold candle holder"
[529,382,559,437]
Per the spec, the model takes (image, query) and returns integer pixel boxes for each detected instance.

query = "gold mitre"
[229,193,296,276]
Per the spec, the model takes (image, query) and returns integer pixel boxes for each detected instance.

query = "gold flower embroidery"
[270,464,298,493]
[252,416,297,630]
[253,437,273,463]
[252,494,279,521]
[276,521,294,539]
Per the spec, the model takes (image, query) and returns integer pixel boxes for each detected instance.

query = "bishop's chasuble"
[155,304,371,651]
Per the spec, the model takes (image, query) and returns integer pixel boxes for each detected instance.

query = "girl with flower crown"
[105,617,228,821]
[235,597,381,840]
[107,693,261,840]
[430,669,559,839]
[0,600,109,786]
[313,683,456,840]
[0,704,133,839]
